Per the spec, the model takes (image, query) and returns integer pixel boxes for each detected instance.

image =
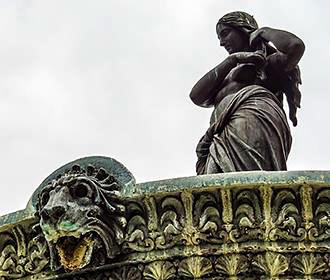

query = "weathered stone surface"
[0,157,329,279]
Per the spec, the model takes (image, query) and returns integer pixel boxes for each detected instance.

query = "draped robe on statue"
[196,85,292,175]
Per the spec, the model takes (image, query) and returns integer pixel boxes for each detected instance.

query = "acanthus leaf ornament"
[215,254,249,276]
[269,190,306,241]
[308,189,330,241]
[143,261,176,280]
[178,256,213,279]
[252,252,289,277]
[0,225,49,279]
[123,200,155,252]
[292,253,327,276]
[229,189,264,243]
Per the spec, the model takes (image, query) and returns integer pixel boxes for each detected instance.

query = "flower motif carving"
[253,252,289,277]
[215,254,249,276]
[178,256,213,278]
[143,261,176,280]
[291,253,327,275]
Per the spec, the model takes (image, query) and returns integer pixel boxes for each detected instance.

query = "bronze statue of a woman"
[190,11,305,174]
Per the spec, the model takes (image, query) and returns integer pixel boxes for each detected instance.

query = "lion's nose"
[41,205,66,221]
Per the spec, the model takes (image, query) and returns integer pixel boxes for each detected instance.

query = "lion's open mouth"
[56,233,95,271]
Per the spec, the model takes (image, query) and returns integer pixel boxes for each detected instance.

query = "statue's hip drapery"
[196,85,292,174]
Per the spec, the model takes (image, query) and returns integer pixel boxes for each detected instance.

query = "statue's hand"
[231,51,265,68]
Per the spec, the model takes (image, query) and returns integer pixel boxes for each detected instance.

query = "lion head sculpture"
[36,164,127,271]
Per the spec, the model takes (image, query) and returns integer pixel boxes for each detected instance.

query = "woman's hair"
[217,11,258,35]
[217,11,302,126]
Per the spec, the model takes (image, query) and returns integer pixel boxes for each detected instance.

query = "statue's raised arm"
[250,26,305,72]
[190,11,305,175]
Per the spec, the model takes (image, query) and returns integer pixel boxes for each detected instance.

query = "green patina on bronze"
[0,156,329,279]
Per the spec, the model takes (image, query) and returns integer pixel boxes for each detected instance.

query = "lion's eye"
[73,184,89,198]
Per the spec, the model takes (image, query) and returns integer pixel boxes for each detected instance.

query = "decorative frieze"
[0,157,329,279]
[0,225,48,279]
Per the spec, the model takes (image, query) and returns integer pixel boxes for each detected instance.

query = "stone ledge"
[0,157,329,279]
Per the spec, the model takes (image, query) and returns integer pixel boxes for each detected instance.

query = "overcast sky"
[0,1,328,215]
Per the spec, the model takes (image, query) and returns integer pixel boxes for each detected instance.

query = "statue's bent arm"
[252,27,305,72]
[189,56,237,107]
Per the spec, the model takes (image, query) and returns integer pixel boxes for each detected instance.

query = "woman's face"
[217,24,249,54]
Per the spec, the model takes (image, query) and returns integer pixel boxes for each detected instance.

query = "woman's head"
[217,11,258,34]
[216,11,258,54]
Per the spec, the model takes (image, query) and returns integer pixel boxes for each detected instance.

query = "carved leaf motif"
[292,254,327,275]
[316,203,330,228]
[143,261,176,280]
[193,193,222,243]
[253,252,288,277]
[275,203,298,230]
[160,197,184,233]
[215,254,248,276]
[199,206,220,233]
[109,266,142,280]
[0,243,19,277]
[230,190,262,242]
[313,189,330,240]
[0,225,49,278]
[316,189,330,201]
[124,202,155,252]
[25,235,49,274]
[269,190,303,241]
[236,204,255,229]
[236,191,262,218]
[273,191,295,211]
[127,215,147,241]
[307,226,319,241]
[160,211,182,235]
[178,256,213,278]
[155,196,184,249]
